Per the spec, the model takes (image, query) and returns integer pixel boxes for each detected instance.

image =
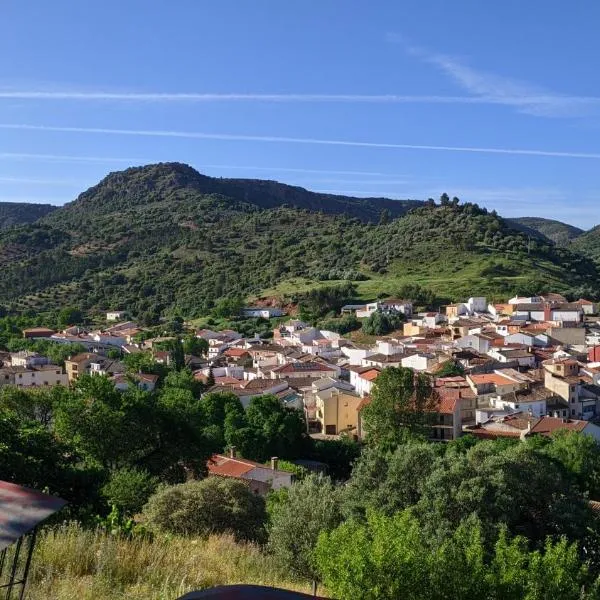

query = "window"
[571,409,576,415]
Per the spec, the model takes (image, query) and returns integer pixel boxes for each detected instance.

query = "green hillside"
[571,225,600,262]
[507,217,584,246]
[0,201,57,229]
[0,163,598,318]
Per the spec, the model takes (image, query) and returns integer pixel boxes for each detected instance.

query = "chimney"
[229,446,236,458]
[271,456,279,471]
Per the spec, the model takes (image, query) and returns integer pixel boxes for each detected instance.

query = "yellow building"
[315,389,362,436]
[403,322,425,336]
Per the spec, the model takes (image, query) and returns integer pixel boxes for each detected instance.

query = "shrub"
[142,478,267,542]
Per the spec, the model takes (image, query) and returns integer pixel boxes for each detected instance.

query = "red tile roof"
[207,454,257,478]
[224,347,250,357]
[529,417,587,435]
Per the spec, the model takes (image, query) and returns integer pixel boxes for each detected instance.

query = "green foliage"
[268,474,342,581]
[101,467,160,516]
[543,430,600,498]
[509,216,584,246]
[361,310,405,335]
[183,335,208,356]
[309,437,362,480]
[0,201,57,228]
[142,478,267,542]
[212,297,244,319]
[395,283,440,308]
[361,367,438,448]
[315,510,598,600]
[341,442,441,520]
[318,314,361,334]
[0,166,598,316]
[58,306,84,327]
[227,394,308,462]
[297,282,357,322]
[435,359,465,377]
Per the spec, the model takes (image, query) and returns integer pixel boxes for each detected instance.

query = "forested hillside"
[0,201,57,228]
[571,225,600,262]
[0,163,598,318]
[508,216,584,246]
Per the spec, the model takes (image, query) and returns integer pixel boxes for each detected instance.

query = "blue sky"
[1,1,600,228]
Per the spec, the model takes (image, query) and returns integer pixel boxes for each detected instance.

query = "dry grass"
[25,523,315,600]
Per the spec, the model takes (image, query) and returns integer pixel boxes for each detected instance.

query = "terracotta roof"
[224,347,250,357]
[529,416,588,435]
[360,368,381,382]
[468,373,516,386]
[207,455,256,478]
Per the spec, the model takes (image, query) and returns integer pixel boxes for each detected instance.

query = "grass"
[257,250,569,305]
[24,523,317,600]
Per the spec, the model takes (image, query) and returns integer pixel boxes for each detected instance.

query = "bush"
[142,478,267,542]
[267,474,342,581]
[102,467,159,516]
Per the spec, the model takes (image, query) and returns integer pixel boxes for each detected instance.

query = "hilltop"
[0,163,598,317]
[508,217,584,246]
[0,201,57,229]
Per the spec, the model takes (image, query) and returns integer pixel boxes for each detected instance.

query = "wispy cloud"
[393,37,597,118]
[2,123,600,160]
[0,152,145,163]
[1,90,600,114]
[0,175,84,185]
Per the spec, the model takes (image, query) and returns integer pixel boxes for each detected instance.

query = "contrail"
[2,123,600,160]
[0,91,539,103]
[0,91,599,109]
[0,152,145,163]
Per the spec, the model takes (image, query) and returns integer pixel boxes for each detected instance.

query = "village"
[6,292,600,457]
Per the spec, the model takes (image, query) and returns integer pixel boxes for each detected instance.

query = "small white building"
[242,307,285,319]
[106,310,127,322]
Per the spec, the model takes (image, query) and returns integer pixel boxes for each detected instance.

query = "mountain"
[0,162,598,318]
[571,225,600,262]
[507,217,584,246]
[0,202,57,229]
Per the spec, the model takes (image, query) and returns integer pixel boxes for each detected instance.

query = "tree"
[341,441,441,519]
[416,441,592,547]
[212,297,244,319]
[315,510,598,600]
[543,430,600,498]
[361,310,405,336]
[165,339,185,370]
[101,466,159,516]
[435,360,465,377]
[142,478,267,542]
[238,395,307,462]
[58,306,83,328]
[183,335,209,357]
[268,474,342,581]
[361,367,439,448]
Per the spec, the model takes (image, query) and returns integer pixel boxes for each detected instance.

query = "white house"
[505,332,549,347]
[242,307,285,319]
[509,296,542,305]
[466,297,487,314]
[356,302,379,319]
[106,310,127,322]
[380,299,413,316]
[455,334,492,354]
[341,346,375,366]
[10,351,49,368]
[401,353,438,372]
[349,366,380,397]
[10,365,68,387]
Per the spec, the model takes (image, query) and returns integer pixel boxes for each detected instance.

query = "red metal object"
[0,481,66,552]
